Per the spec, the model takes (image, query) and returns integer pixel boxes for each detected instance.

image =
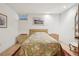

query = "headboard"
[29,29,59,41]
[29,29,48,35]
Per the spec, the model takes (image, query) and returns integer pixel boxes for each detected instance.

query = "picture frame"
[33,17,44,25]
[0,13,7,28]
[19,15,28,20]
[75,12,79,39]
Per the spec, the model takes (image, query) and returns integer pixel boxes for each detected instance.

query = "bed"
[16,29,64,56]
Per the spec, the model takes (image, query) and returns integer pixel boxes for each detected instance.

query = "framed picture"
[19,15,28,20]
[0,13,7,28]
[33,17,44,25]
[75,12,79,39]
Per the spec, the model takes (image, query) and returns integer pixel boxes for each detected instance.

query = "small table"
[69,42,78,55]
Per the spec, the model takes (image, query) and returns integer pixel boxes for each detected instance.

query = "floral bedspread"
[21,42,64,56]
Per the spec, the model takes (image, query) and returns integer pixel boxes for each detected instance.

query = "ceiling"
[6,3,77,14]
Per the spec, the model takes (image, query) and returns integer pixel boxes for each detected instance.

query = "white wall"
[18,5,77,46]
[59,5,78,45]
[0,4,78,53]
[18,5,78,46]
[18,14,60,34]
[0,4,19,53]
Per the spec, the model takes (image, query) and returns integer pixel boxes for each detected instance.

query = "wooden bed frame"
[29,29,59,41]
[29,29,48,35]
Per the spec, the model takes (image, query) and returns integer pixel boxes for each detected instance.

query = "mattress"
[22,32,58,44]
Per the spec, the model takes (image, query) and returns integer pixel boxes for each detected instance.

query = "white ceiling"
[6,3,77,14]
